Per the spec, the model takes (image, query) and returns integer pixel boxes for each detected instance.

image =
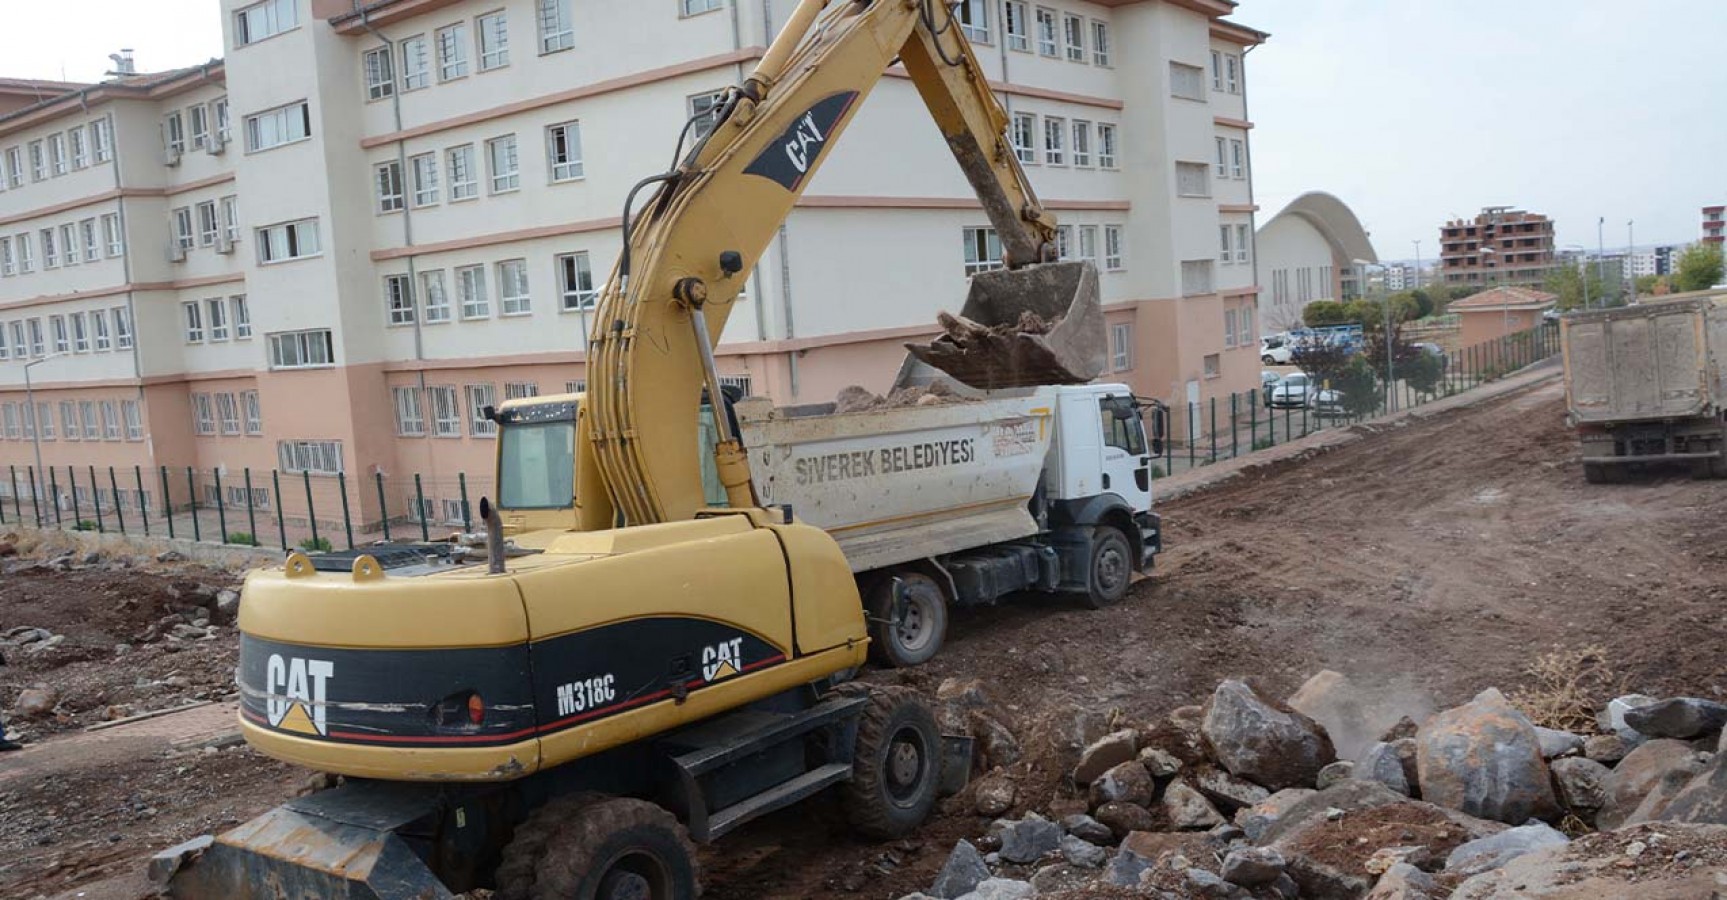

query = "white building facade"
[0,0,1266,528]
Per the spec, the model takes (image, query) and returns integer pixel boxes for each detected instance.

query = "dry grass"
[1508,644,1623,733]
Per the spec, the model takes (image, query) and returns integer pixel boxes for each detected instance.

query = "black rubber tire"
[1081,525,1133,610]
[495,795,700,900]
[1583,463,1622,484]
[1261,355,1275,365]
[834,684,943,840]
[866,571,948,668]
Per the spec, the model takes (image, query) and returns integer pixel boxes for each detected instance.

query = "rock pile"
[906,672,1727,900]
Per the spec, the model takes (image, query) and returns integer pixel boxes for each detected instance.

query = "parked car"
[1268,372,1312,409]
[1260,370,1282,405]
[1261,335,1294,365]
[1309,388,1347,417]
[1411,342,1450,371]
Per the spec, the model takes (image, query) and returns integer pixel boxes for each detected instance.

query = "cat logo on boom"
[265,654,335,737]
[701,638,745,683]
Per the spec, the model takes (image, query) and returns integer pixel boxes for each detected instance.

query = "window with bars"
[242,390,262,434]
[538,0,573,53]
[58,224,79,266]
[1044,116,1065,165]
[376,160,405,213]
[60,400,78,440]
[422,270,452,322]
[1011,112,1036,164]
[1111,323,1133,371]
[547,122,584,182]
[478,11,510,71]
[386,274,416,325]
[216,393,241,434]
[192,393,215,434]
[1035,7,1058,56]
[1063,13,1085,61]
[437,22,469,80]
[69,126,89,169]
[1216,136,1228,177]
[208,298,230,341]
[197,201,219,246]
[40,401,56,440]
[689,91,726,141]
[1230,139,1245,179]
[1097,123,1117,169]
[278,440,344,475]
[458,265,490,318]
[487,135,519,193]
[92,310,111,350]
[48,133,67,175]
[80,219,99,262]
[400,35,430,90]
[189,104,209,150]
[1091,20,1111,66]
[123,399,143,440]
[1079,225,1098,262]
[429,386,461,437]
[466,384,498,437]
[1220,225,1233,264]
[51,315,68,352]
[557,252,597,311]
[504,382,539,400]
[394,387,426,436]
[232,295,252,339]
[956,0,991,43]
[70,313,89,352]
[1236,224,1251,264]
[28,318,45,356]
[1004,1,1029,51]
[1071,120,1092,167]
[1104,226,1124,271]
[447,144,478,200]
[498,260,531,315]
[410,153,439,206]
[363,46,395,100]
[92,119,114,163]
[103,213,124,257]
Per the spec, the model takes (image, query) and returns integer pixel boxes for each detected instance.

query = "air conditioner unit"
[207,133,228,156]
[216,236,235,255]
[167,242,187,263]
[163,146,182,167]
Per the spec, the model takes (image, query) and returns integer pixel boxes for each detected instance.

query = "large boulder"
[1598,693,1658,744]
[1415,688,1559,824]
[1443,822,1569,877]
[1621,751,1711,826]
[1655,749,1727,824]
[1203,679,1336,791]
[1093,801,1155,839]
[929,841,990,899]
[1356,741,1412,796]
[1450,823,1727,899]
[1073,730,1138,785]
[1623,697,1727,740]
[1597,738,1699,830]
[973,772,1017,817]
[1060,813,1114,846]
[1549,756,1611,815]
[1162,781,1225,829]
[1088,760,1154,809]
[1234,788,1316,844]
[1220,846,1286,887]
[1532,726,1585,759]
[1269,785,1501,900]
[1058,833,1107,868]
[997,814,1062,864]
[1192,766,1270,813]
[14,685,57,718]
[1363,862,1443,900]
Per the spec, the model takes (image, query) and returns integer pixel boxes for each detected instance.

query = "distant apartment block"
[1439,206,1555,286]
[0,0,1268,529]
[1705,205,1724,245]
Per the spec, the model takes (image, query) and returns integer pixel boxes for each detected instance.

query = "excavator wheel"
[866,571,948,668]
[833,683,943,839]
[495,795,700,900]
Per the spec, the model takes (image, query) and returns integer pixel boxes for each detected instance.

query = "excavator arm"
[583,0,1102,530]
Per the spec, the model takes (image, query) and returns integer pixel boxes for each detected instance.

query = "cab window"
[1099,396,1147,455]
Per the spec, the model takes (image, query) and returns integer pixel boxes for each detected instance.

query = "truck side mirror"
[1148,406,1167,457]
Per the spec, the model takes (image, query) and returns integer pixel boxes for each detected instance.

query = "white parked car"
[1267,373,1312,408]
[1309,388,1347,417]
[1261,335,1294,365]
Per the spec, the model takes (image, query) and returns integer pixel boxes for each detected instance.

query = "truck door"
[1099,395,1152,513]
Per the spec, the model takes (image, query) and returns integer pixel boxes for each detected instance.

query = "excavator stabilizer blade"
[903,261,1107,390]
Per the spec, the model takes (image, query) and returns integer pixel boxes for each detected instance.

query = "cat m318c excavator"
[160,2,1106,897]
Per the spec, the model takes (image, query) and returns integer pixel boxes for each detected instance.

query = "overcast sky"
[4,1,1724,263]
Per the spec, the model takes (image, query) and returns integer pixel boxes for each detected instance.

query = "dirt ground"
[6,376,1726,899]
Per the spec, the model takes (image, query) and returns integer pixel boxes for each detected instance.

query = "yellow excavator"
[159,2,1105,897]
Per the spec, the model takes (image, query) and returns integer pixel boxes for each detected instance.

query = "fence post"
[27,466,40,526]
[160,466,174,539]
[375,472,391,543]
[337,472,354,549]
[1251,395,1260,449]
[1209,397,1218,462]
[1230,393,1239,459]
[241,469,258,545]
[415,474,429,542]
[303,471,320,550]
[214,468,229,544]
[88,466,105,533]
[186,467,200,542]
[67,466,82,529]
[135,466,150,536]
[1187,402,1196,468]
[5,465,15,526]
[458,473,472,532]
[108,467,126,535]
[272,470,287,551]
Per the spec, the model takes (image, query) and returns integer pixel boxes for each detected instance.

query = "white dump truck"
[731,383,1162,666]
[1562,293,1727,482]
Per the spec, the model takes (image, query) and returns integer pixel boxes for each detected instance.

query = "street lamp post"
[1597,216,1606,308]
[1354,258,1393,411]
[1563,245,1589,311]
[1480,246,1508,335]
[1412,240,1422,291]
[23,354,63,513]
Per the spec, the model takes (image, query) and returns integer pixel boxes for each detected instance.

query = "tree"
[1674,243,1725,293]
[1544,265,1612,311]
[1634,274,1660,297]
[1290,341,1354,388]
[1302,300,1353,327]
[1326,357,1382,418]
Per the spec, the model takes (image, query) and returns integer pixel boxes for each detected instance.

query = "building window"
[1043,116,1065,165]
[1110,322,1132,371]
[15,233,31,272]
[1170,62,1205,101]
[1225,54,1240,94]
[1230,139,1245,179]
[92,310,112,350]
[363,46,395,100]
[278,440,344,475]
[487,135,519,193]
[447,144,478,200]
[504,382,539,400]
[1204,353,1221,378]
[962,226,1003,276]
[1091,20,1111,66]
[1096,123,1117,169]
[1011,112,1036,164]
[1063,13,1085,61]
[5,323,19,360]
[400,35,430,90]
[1219,225,1232,264]
[1071,120,1092,167]
[235,0,298,45]
[394,387,425,436]
[683,0,724,14]
[29,318,46,355]
[1236,224,1250,264]
[5,147,22,187]
[0,328,9,360]
[103,213,124,257]
[957,0,991,44]
[79,402,99,441]
[1104,226,1124,271]
[498,259,531,315]
[189,104,210,150]
[1181,260,1215,296]
[48,133,68,175]
[41,228,58,268]
[1224,307,1239,348]
[214,98,231,144]
[123,399,143,440]
[221,195,240,243]
[70,312,89,352]
[232,295,252,338]
[465,383,499,436]
[1004,1,1029,51]
[1078,224,1098,262]
[91,120,113,163]
[384,274,415,325]
[422,270,452,322]
[547,121,584,182]
[50,315,68,353]
[69,127,89,169]
[60,400,77,440]
[1211,50,1223,91]
[429,385,461,437]
[257,219,320,263]
[1215,136,1228,177]
[478,11,511,71]
[565,380,587,394]
[376,160,405,213]
[689,91,726,141]
[29,141,45,181]
[458,264,490,318]
[538,0,574,53]
[410,153,440,206]
[196,201,219,247]
[2,404,18,440]
[182,302,204,342]
[167,208,191,253]
[59,224,79,266]
[1176,161,1210,198]
[216,393,242,435]
[0,237,11,276]
[268,329,336,369]
[437,22,470,80]
[164,112,185,157]
[192,394,216,435]
[1056,225,1073,259]
[1035,7,1058,56]
[558,251,597,311]
[245,102,310,152]
[114,306,133,349]
[80,219,99,262]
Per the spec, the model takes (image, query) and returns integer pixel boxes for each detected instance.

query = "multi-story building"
[1253,191,1374,333]
[1705,205,1724,245]
[1628,246,1681,279]
[1439,206,1555,286]
[0,0,1266,533]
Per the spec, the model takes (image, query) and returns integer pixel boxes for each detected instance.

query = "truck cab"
[1043,384,1160,569]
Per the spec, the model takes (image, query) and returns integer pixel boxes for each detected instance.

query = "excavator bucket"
[903,260,1106,390]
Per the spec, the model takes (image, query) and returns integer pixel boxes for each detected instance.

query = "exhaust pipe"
[480,497,505,575]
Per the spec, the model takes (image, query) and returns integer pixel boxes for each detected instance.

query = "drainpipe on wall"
[1242,42,1261,331]
[108,109,152,465]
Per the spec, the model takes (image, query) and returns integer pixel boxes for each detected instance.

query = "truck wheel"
[835,684,942,839]
[1583,463,1623,484]
[867,572,947,668]
[1082,526,1133,609]
[495,796,699,900]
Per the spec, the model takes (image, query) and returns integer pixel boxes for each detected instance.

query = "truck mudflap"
[159,782,453,900]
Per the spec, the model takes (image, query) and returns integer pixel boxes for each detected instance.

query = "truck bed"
[735,392,1055,573]
[1562,297,1723,424]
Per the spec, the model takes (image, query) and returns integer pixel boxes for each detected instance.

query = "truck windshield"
[498,421,576,509]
